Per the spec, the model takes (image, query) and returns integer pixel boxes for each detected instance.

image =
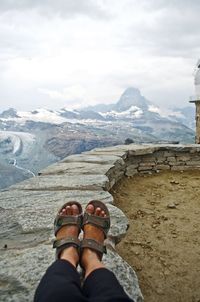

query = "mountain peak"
[122,87,141,97]
[0,108,19,118]
[115,87,149,112]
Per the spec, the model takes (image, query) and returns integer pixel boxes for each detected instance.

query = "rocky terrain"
[0,87,195,189]
[1,143,200,302]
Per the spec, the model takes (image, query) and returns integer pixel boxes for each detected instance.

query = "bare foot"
[56,203,80,267]
[81,204,107,278]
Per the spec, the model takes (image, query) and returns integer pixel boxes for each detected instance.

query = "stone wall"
[125,148,200,176]
[1,143,200,302]
[102,144,200,188]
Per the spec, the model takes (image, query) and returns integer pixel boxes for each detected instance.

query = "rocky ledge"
[1,143,200,302]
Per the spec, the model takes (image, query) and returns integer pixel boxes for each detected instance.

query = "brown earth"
[112,170,200,302]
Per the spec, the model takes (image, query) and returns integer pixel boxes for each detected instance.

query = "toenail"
[87,205,94,210]
[72,204,79,211]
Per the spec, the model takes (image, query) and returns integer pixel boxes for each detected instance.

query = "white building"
[190,59,200,143]
[194,59,200,99]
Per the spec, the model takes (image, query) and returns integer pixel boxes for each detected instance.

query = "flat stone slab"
[39,162,115,176]
[127,143,200,156]
[0,190,113,209]
[88,145,135,152]
[104,249,143,302]
[0,244,143,302]
[61,153,123,165]
[8,174,109,191]
[0,244,55,302]
[84,150,128,158]
[0,203,128,245]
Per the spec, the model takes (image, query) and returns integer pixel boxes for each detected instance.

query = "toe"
[95,207,101,216]
[86,204,95,214]
[66,205,72,215]
[72,204,79,215]
[61,208,66,215]
[101,210,105,217]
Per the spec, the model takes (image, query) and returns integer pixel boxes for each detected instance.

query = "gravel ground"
[112,170,200,302]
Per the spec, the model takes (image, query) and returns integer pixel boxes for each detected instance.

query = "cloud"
[39,85,87,108]
[0,0,107,19]
[118,0,200,58]
[0,0,199,111]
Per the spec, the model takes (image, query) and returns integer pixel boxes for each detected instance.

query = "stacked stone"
[125,145,200,176]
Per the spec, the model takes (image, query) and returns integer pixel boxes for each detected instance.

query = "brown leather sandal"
[53,201,83,259]
[81,200,110,260]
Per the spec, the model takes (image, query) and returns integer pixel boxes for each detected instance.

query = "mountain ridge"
[0,87,195,189]
[0,87,195,127]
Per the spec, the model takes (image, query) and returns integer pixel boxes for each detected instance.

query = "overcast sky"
[0,0,199,111]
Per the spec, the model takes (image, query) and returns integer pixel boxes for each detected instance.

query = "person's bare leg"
[56,204,80,267]
[81,204,107,278]
[81,205,133,301]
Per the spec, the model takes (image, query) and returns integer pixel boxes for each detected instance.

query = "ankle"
[82,249,105,279]
[60,246,79,267]
[81,248,102,268]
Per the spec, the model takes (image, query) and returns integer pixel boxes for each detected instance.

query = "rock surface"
[1,143,200,302]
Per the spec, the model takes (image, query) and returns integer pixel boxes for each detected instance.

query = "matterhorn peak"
[115,87,150,112]
[122,87,141,97]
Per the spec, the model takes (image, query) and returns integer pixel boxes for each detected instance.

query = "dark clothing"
[34,259,134,302]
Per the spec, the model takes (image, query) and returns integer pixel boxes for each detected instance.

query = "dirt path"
[112,170,200,302]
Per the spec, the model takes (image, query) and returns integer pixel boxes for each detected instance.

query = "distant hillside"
[0,87,195,189]
[0,161,31,190]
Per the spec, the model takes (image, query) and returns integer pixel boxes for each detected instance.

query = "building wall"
[196,103,200,143]
[195,61,200,98]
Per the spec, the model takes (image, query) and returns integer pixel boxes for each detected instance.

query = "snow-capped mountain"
[0,87,195,189]
[81,87,195,127]
[0,87,195,127]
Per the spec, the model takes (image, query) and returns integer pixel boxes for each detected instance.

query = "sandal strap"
[53,237,81,259]
[81,238,106,258]
[83,213,110,237]
[54,215,82,236]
